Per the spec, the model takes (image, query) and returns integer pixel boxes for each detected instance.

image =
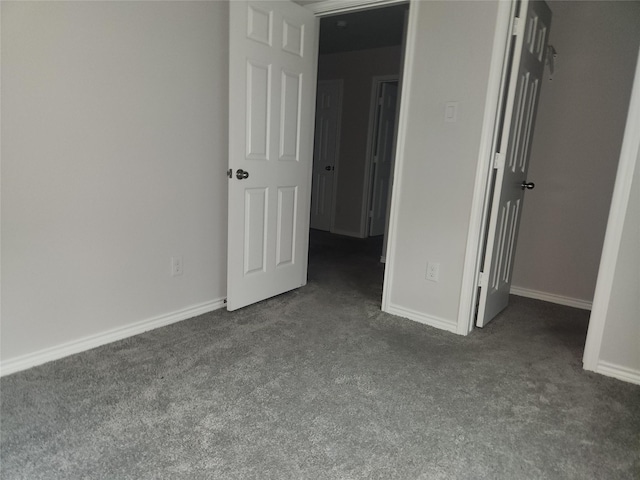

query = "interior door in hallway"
[369,81,399,237]
[477,0,552,327]
[227,1,318,311]
[310,80,342,231]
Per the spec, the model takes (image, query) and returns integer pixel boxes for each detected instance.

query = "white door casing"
[310,80,343,232]
[369,82,399,237]
[476,0,552,327]
[228,1,318,311]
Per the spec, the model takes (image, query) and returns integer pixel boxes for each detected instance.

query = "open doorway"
[466,1,640,331]
[448,1,640,383]
[309,3,409,290]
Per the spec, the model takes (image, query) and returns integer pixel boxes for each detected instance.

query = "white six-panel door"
[228,1,318,311]
[310,80,342,232]
[477,0,552,327]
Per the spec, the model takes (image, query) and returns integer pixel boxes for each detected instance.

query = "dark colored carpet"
[1,230,639,479]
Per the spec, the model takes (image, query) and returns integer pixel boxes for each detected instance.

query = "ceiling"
[318,4,408,55]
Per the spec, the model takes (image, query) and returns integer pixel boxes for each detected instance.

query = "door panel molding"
[228,0,318,311]
[476,0,551,328]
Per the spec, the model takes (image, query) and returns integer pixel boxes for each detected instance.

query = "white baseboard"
[385,303,458,334]
[510,286,592,310]
[595,360,640,386]
[0,298,226,377]
[330,228,364,239]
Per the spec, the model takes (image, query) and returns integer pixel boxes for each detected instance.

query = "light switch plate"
[445,101,458,123]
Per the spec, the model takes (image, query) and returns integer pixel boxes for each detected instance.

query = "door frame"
[363,75,400,238]
[305,0,636,376]
[379,0,518,328]
[305,0,406,16]
[308,0,408,242]
[582,47,640,377]
[454,0,520,334]
[456,0,639,378]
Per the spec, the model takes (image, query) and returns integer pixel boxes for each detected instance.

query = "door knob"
[236,169,249,180]
[324,165,333,171]
[521,181,535,190]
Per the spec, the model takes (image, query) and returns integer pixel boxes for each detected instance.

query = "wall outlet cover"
[171,256,183,276]
[426,261,440,282]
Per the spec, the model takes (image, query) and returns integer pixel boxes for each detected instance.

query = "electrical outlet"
[426,262,440,282]
[171,256,183,276]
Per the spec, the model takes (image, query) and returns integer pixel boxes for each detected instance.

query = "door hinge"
[369,210,374,218]
[227,168,232,179]
[478,271,487,288]
[493,152,505,170]
[512,16,523,37]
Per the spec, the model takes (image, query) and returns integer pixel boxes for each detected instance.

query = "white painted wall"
[598,144,640,378]
[384,0,500,329]
[317,46,402,237]
[511,1,640,306]
[4,0,638,386]
[1,1,228,366]
[583,46,640,383]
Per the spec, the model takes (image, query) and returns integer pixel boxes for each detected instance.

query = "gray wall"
[1,1,229,361]
[317,46,402,237]
[511,1,640,305]
[2,0,637,382]
[599,116,640,374]
[384,0,500,328]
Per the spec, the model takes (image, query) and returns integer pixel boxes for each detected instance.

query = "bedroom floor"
[1,230,638,479]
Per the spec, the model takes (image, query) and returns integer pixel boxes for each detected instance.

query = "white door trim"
[455,1,517,335]
[301,0,415,314]
[304,0,407,16]
[310,0,639,378]
[362,75,400,238]
[381,0,419,313]
[582,47,640,372]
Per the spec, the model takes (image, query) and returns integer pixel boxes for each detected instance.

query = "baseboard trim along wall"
[385,304,458,334]
[0,298,226,377]
[330,228,365,239]
[596,360,640,386]
[510,286,592,310]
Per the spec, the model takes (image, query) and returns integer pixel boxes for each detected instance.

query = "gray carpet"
[1,230,639,479]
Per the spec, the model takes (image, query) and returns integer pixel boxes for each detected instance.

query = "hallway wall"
[317,46,402,237]
[384,0,500,329]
